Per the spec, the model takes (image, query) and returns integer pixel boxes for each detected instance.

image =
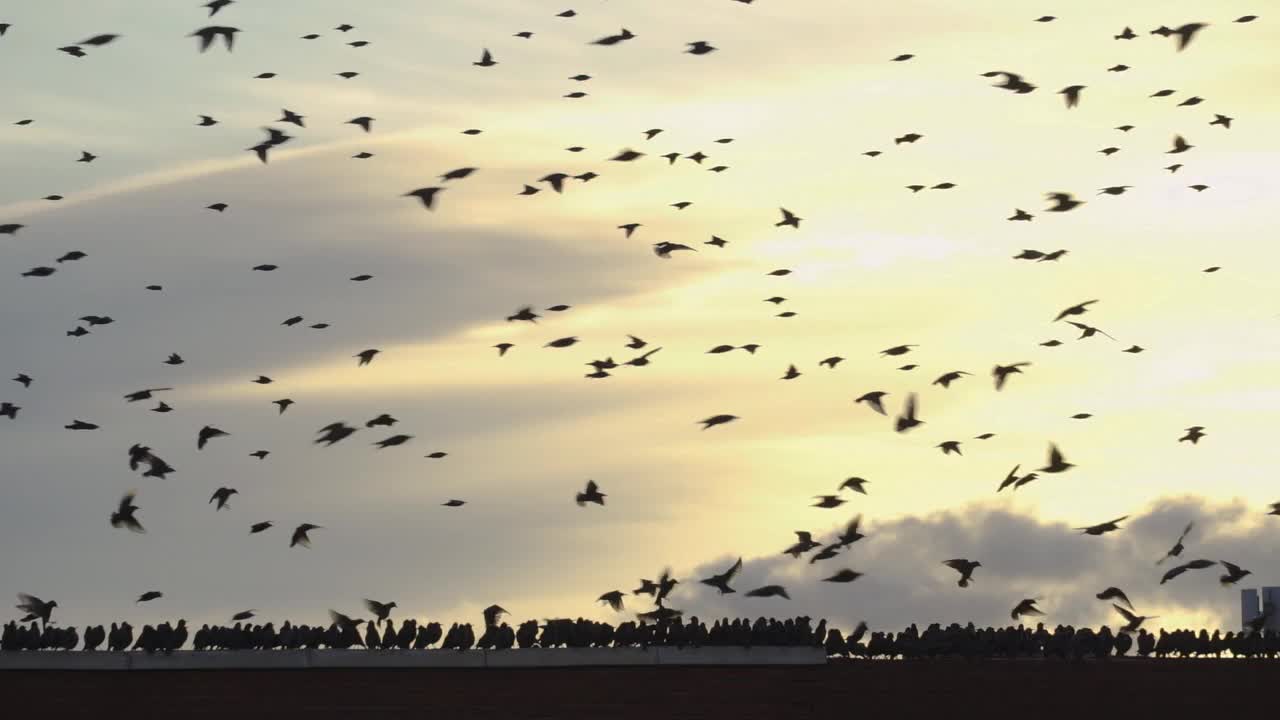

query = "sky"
[1,0,1278,635]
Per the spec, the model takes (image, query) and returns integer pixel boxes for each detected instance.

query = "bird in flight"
[190,26,238,52]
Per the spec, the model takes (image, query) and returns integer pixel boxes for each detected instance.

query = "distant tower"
[1241,588,1260,631]
[1264,587,1280,632]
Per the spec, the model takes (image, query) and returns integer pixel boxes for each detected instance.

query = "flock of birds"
[4,612,1279,659]
[2,2,1278,639]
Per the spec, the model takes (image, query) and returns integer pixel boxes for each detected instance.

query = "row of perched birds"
[6,617,1278,661]
[0,1,1272,632]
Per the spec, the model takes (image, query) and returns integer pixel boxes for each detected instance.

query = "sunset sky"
[1,0,1277,634]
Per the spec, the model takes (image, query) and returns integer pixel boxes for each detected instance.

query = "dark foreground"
[3,660,1275,719]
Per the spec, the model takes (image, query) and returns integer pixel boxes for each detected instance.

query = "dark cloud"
[667,496,1275,633]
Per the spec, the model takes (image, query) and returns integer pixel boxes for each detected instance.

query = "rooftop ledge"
[0,646,828,671]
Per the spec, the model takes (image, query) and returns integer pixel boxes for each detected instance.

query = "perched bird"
[576,480,606,507]
[943,559,981,588]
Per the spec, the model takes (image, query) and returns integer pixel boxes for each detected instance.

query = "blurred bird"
[943,559,981,588]
[576,480,606,506]
[700,558,743,595]
[1078,516,1128,536]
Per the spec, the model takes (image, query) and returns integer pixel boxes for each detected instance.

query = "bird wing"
[1113,604,1138,623]
[724,557,743,582]
[1176,521,1194,543]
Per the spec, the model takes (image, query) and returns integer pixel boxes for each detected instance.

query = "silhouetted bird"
[1156,522,1194,565]
[290,523,322,548]
[209,487,238,511]
[1096,587,1133,610]
[943,559,981,587]
[700,558,742,595]
[744,585,790,600]
[1078,516,1128,536]
[1011,598,1043,619]
[110,491,145,533]
[190,26,238,52]
[576,480,606,506]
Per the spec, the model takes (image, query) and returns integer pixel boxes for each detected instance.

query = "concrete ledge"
[657,646,827,666]
[0,647,827,670]
[130,650,312,670]
[0,652,131,671]
[308,649,487,668]
[485,647,657,667]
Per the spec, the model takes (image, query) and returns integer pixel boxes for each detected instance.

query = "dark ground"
[3,660,1274,718]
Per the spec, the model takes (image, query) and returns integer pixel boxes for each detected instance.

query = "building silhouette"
[1241,587,1280,631]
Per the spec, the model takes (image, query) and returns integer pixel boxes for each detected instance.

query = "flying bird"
[992,363,1030,390]
[209,487,238,511]
[775,208,802,228]
[1096,587,1133,610]
[894,393,922,432]
[197,425,229,450]
[1038,444,1073,473]
[744,585,790,600]
[943,559,981,588]
[290,523,322,548]
[1058,85,1085,108]
[1011,599,1044,620]
[110,491,145,533]
[576,480,606,507]
[699,557,743,595]
[1078,516,1129,536]
[190,26,238,52]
